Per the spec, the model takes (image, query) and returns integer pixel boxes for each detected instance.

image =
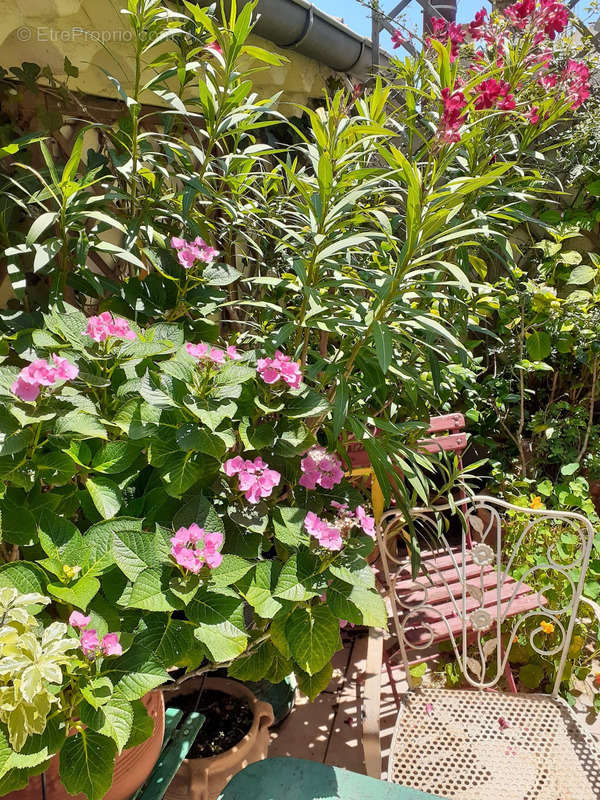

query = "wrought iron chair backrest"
[376,495,595,695]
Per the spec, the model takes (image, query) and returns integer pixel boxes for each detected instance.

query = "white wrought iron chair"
[362,495,600,800]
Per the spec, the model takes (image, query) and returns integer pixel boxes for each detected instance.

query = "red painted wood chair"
[361,496,600,799]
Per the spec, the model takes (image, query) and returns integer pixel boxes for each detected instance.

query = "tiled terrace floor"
[269,630,600,781]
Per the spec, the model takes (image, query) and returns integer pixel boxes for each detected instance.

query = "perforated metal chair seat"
[389,687,600,800]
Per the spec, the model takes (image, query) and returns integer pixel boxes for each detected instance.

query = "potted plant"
[0,304,385,799]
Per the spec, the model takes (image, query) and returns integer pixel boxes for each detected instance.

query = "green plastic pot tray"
[217,757,449,800]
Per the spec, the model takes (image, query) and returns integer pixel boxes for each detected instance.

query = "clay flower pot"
[7,690,165,800]
[165,677,274,800]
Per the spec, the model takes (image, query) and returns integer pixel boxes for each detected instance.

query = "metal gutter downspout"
[194,0,389,79]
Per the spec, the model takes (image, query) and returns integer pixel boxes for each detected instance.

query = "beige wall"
[0,0,334,112]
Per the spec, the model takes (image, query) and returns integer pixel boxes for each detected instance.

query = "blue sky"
[313,0,491,49]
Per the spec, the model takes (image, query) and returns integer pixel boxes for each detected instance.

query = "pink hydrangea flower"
[186,341,239,366]
[80,629,100,656]
[170,236,219,268]
[355,505,376,539]
[257,351,302,390]
[299,447,344,491]
[84,311,136,342]
[304,512,343,551]
[224,456,281,504]
[69,611,91,629]
[11,377,41,402]
[101,633,122,656]
[52,354,79,380]
[11,355,78,402]
[170,524,224,572]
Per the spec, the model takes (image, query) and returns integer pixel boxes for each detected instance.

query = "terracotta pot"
[8,690,165,800]
[165,677,274,800]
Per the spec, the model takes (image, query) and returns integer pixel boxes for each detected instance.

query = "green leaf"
[228,641,276,681]
[239,562,282,619]
[86,477,123,520]
[108,645,169,701]
[91,442,140,474]
[567,265,597,285]
[114,399,161,440]
[80,677,114,710]
[526,331,551,361]
[48,575,100,609]
[1,500,37,546]
[519,663,544,689]
[0,562,47,599]
[326,580,387,626]
[210,554,253,587]
[38,512,83,566]
[26,212,57,246]
[55,410,108,439]
[296,663,333,700]
[124,700,154,749]
[332,377,348,439]
[160,451,217,497]
[112,529,158,581]
[286,605,341,675]
[203,263,242,285]
[274,552,322,601]
[272,507,309,548]
[176,425,227,459]
[188,587,247,662]
[80,698,133,753]
[59,730,117,800]
[128,567,178,611]
[173,495,224,534]
[372,321,393,374]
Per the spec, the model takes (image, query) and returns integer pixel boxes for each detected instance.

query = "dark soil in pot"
[167,689,253,758]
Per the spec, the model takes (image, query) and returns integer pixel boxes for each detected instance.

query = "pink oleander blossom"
[562,59,590,109]
[84,311,136,343]
[80,629,100,656]
[170,236,219,269]
[468,8,487,38]
[170,524,224,572]
[101,633,122,656]
[474,79,515,112]
[391,29,405,48]
[304,512,343,551]
[439,87,467,144]
[540,0,568,38]
[525,105,540,124]
[223,456,281,504]
[257,351,302,390]
[299,447,345,491]
[504,0,535,28]
[69,611,91,629]
[206,40,223,55]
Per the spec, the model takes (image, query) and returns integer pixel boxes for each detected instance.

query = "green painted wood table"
[217,757,449,800]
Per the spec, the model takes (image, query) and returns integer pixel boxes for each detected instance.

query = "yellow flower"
[529,496,543,509]
[540,621,554,634]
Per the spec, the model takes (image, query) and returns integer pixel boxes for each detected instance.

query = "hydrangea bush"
[0,304,384,797]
